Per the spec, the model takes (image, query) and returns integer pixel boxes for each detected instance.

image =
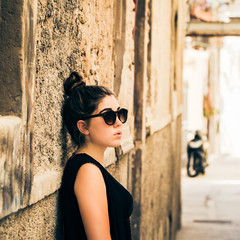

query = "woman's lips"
[114,131,122,137]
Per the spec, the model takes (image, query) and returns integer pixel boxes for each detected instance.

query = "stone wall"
[0,0,185,239]
[141,117,182,240]
[0,1,23,117]
[0,193,61,240]
[132,0,184,239]
[0,0,37,220]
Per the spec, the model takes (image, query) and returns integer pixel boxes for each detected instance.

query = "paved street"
[176,154,240,240]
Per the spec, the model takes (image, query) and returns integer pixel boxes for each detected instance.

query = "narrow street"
[176,154,240,240]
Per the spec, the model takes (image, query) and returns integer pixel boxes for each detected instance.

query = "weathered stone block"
[0,116,22,219]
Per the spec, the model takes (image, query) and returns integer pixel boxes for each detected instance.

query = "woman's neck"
[76,143,106,165]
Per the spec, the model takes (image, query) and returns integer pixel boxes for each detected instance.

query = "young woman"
[60,72,133,240]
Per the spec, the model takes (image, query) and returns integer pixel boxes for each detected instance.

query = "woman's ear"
[77,120,89,135]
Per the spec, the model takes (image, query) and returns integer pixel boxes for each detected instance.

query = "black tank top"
[60,153,133,240]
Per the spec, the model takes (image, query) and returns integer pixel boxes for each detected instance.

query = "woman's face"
[86,95,124,149]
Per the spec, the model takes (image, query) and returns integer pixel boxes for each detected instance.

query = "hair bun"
[64,72,86,96]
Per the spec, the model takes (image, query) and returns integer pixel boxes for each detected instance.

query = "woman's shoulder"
[66,153,102,170]
[62,153,104,186]
[74,162,106,193]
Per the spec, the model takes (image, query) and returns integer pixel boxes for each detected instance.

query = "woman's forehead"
[97,95,120,111]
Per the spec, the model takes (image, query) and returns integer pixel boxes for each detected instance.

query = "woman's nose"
[114,116,122,127]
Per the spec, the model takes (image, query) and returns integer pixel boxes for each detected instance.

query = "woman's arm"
[74,163,111,240]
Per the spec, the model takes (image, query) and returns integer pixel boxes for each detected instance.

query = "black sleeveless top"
[60,153,133,240]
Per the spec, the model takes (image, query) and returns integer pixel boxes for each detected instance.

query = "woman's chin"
[110,140,121,148]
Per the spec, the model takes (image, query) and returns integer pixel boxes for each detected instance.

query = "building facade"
[0,0,185,239]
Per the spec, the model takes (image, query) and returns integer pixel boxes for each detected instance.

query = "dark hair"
[63,72,114,147]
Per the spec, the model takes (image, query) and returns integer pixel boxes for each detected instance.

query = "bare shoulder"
[74,163,111,239]
[76,163,104,181]
[74,163,106,194]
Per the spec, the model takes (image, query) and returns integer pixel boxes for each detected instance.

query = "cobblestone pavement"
[176,154,240,240]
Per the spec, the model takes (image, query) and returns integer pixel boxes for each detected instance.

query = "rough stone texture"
[0,117,22,219]
[0,0,135,238]
[142,125,173,240]
[0,0,37,219]
[34,0,114,176]
[0,0,23,117]
[33,0,135,175]
[141,117,182,240]
[132,0,184,239]
[0,192,62,240]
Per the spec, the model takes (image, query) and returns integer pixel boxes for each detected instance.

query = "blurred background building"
[219,37,240,156]
[182,0,240,163]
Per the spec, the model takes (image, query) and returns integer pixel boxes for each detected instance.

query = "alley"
[176,155,240,240]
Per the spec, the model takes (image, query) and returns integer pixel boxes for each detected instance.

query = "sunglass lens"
[104,111,116,125]
[118,109,128,123]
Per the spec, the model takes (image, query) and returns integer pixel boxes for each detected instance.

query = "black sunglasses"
[81,108,128,125]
